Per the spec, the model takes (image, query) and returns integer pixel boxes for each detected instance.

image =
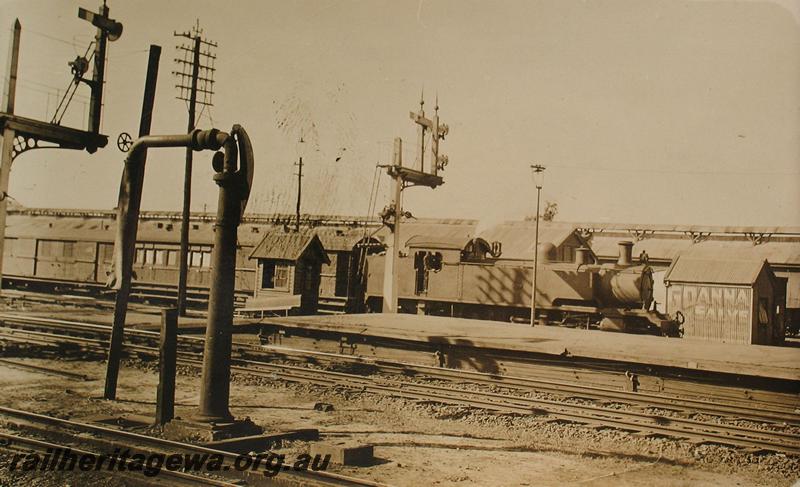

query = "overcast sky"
[1,0,798,227]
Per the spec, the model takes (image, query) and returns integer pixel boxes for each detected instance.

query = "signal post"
[381,96,450,313]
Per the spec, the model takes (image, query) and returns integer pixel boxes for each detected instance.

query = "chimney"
[617,241,633,266]
[576,247,592,265]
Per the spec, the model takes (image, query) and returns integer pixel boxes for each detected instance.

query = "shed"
[664,256,782,345]
[248,232,330,315]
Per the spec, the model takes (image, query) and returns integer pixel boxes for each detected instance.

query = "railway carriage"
[2,213,261,304]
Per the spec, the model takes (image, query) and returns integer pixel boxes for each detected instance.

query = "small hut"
[248,232,329,315]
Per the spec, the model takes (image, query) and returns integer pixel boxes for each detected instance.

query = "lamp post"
[294,135,306,233]
[530,164,546,326]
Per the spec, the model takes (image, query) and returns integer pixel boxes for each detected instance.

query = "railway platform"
[258,313,800,383]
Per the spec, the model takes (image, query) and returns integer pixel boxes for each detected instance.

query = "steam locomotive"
[363,237,682,336]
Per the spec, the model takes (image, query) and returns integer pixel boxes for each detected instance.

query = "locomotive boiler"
[364,237,681,336]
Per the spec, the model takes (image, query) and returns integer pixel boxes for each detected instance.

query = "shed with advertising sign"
[664,255,783,345]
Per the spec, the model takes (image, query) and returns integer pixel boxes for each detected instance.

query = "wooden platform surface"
[261,313,800,381]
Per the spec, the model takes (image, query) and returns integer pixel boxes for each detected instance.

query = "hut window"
[262,262,289,289]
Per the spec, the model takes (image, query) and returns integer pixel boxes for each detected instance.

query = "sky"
[0,0,798,227]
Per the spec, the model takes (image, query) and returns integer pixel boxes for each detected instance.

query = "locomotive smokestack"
[617,241,633,266]
[576,247,592,265]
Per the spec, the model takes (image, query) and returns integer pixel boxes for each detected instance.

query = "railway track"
[0,314,798,457]
[1,277,250,309]
[0,407,385,487]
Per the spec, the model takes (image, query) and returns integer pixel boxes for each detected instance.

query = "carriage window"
[201,251,212,268]
[63,242,74,258]
[155,250,168,266]
[135,248,145,264]
[39,240,56,257]
[191,251,203,267]
[101,244,114,264]
[167,250,179,267]
[3,238,15,256]
[145,249,156,265]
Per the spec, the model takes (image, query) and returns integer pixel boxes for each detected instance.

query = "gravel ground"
[0,346,797,485]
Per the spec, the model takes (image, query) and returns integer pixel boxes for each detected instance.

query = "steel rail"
[0,431,241,486]
[1,316,800,453]
[1,313,797,424]
[2,326,799,455]
[0,406,388,487]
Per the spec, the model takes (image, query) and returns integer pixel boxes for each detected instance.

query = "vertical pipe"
[530,186,541,326]
[155,307,178,425]
[196,147,239,423]
[104,45,161,400]
[177,36,201,317]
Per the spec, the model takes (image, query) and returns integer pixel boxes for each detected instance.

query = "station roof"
[249,232,329,264]
[663,255,769,285]
[589,235,800,267]
[589,236,692,263]
[568,222,800,236]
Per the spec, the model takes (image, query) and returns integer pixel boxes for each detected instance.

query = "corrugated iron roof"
[680,240,800,266]
[249,232,328,263]
[477,222,581,260]
[664,255,768,285]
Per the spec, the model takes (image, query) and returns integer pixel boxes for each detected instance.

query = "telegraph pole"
[173,21,216,316]
[294,136,304,232]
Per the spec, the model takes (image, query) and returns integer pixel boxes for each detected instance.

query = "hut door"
[335,253,349,297]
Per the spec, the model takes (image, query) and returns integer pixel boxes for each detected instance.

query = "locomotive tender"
[364,236,681,336]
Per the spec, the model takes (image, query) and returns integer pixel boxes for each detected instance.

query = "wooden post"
[0,19,21,291]
[155,307,178,425]
[104,45,161,400]
[382,138,403,313]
